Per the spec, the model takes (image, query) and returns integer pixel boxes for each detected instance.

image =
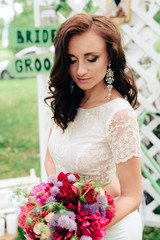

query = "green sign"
[9,26,58,48]
[7,53,54,77]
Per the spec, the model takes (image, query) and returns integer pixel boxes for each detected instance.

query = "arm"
[107,156,142,228]
[106,108,142,228]
[45,128,57,176]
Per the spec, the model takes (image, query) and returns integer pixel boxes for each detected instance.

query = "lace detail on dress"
[48,98,141,185]
[106,109,141,164]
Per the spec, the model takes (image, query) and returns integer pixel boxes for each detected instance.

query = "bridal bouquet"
[18,172,115,240]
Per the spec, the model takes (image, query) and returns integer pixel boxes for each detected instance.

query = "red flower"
[53,227,73,240]
[19,202,35,228]
[56,180,78,211]
[104,192,116,223]
[19,202,37,239]
[106,205,116,223]
[81,183,98,203]
[57,172,80,182]
[57,172,68,182]
[105,192,114,205]
[19,200,49,239]
[76,210,108,240]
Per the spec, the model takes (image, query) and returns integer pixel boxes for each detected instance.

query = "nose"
[77,61,88,77]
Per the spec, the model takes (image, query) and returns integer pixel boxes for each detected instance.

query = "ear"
[107,59,111,65]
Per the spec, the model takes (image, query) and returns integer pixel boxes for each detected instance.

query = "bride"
[26,13,143,240]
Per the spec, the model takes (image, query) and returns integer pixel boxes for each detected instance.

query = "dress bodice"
[48,98,141,184]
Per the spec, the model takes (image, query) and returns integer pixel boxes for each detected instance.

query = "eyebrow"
[68,52,100,57]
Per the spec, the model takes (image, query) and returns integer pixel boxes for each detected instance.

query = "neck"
[81,81,108,105]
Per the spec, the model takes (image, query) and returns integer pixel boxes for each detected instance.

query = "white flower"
[34,222,51,239]
[45,212,55,222]
[98,187,105,196]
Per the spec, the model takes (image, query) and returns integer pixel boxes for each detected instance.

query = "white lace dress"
[48,98,142,240]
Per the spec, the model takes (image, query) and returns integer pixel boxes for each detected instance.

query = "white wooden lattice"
[0,169,40,215]
[37,0,160,228]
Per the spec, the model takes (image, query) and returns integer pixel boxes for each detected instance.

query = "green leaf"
[58,3,71,18]
[79,195,87,203]
[83,0,99,14]
[106,205,112,210]
[56,5,62,12]
[26,217,32,224]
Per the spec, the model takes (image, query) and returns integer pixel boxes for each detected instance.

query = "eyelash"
[88,56,98,62]
[69,56,98,64]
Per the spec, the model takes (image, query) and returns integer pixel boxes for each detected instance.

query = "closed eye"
[68,55,99,64]
[68,56,77,64]
[87,56,99,62]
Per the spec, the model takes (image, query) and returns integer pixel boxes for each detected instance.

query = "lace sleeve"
[107,108,141,164]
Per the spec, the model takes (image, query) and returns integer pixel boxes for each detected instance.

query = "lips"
[77,77,91,83]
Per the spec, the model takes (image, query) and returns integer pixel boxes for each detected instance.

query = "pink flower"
[29,182,52,205]
[76,210,108,240]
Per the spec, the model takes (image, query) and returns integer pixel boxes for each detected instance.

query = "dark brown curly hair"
[45,13,138,131]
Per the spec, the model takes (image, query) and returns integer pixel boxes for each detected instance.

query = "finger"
[24,235,32,240]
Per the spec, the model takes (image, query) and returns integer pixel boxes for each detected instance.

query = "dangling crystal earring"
[105,64,114,100]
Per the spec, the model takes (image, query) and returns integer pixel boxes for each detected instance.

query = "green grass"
[0,47,15,61]
[0,77,40,179]
[143,226,160,240]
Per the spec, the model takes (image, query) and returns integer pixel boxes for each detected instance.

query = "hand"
[24,235,46,240]
[24,235,32,240]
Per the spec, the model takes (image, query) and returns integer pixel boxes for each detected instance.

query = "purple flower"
[58,215,76,232]
[67,211,76,221]
[48,214,59,232]
[90,203,99,215]
[45,196,56,204]
[82,204,90,210]
[80,236,92,240]
[48,236,54,240]
[54,181,63,187]
[82,203,100,215]
[67,174,76,183]
[100,208,106,218]
[51,186,60,197]
[47,175,57,184]
[97,195,108,208]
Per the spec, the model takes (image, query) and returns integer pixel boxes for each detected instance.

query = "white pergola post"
[33,0,50,181]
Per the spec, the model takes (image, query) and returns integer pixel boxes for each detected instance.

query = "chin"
[77,84,92,91]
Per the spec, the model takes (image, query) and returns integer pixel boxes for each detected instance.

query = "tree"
[0,0,34,27]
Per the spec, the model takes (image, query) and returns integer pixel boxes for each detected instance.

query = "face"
[68,30,108,91]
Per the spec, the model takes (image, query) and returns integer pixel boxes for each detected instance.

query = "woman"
[44,13,142,239]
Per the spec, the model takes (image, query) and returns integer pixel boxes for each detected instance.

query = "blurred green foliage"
[154,39,160,53]
[153,10,160,24]
[0,77,40,179]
